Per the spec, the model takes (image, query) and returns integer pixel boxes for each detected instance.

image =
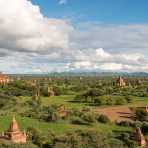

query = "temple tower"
[48,86,55,97]
[134,127,146,147]
[0,73,11,85]
[116,76,126,87]
[2,116,26,143]
[145,106,148,112]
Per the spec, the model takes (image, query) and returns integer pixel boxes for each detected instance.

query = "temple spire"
[116,76,126,87]
[0,115,27,143]
[9,115,19,132]
[135,127,146,147]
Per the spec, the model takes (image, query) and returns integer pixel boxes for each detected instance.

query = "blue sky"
[0,0,148,73]
[31,0,148,24]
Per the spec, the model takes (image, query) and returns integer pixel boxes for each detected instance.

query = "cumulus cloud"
[66,48,148,72]
[0,0,148,73]
[0,0,72,53]
[70,24,148,53]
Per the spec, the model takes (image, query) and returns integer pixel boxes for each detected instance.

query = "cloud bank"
[0,0,148,73]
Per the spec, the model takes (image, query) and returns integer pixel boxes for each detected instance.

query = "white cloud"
[67,61,93,69]
[58,0,67,5]
[0,0,148,73]
[66,48,148,72]
[95,48,111,59]
[0,0,72,53]
[70,24,148,54]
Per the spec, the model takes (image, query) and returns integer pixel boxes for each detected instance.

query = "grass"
[0,115,72,134]
[17,95,148,110]
[41,95,87,109]
[0,115,131,135]
[1,94,146,135]
[132,96,148,106]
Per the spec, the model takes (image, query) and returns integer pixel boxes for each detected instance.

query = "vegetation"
[0,76,147,147]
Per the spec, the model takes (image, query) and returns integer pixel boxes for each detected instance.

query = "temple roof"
[135,127,145,141]
[8,116,20,132]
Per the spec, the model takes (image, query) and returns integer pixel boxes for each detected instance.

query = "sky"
[0,0,148,73]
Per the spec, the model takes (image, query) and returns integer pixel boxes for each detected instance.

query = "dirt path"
[96,105,133,122]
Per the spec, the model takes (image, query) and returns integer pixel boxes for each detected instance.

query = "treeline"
[0,76,148,97]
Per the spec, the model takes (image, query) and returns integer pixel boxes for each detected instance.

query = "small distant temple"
[48,86,55,97]
[116,76,126,87]
[0,116,26,143]
[133,127,146,147]
[138,106,148,113]
[57,104,68,118]
[0,73,11,85]
[145,106,148,113]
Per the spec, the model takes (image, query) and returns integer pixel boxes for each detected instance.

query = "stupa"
[0,116,26,143]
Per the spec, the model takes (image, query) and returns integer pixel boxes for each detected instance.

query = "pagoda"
[48,86,55,97]
[57,104,68,118]
[0,73,11,85]
[134,127,146,147]
[145,106,148,113]
[116,76,126,87]
[0,116,26,143]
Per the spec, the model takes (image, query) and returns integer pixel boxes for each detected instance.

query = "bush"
[97,114,110,123]
[124,95,133,103]
[141,122,148,135]
[134,120,142,128]
[117,121,132,127]
[115,98,127,105]
[94,97,104,106]
[81,112,96,123]
[82,106,91,112]
[106,98,115,105]
[70,116,89,125]
[70,108,83,117]
[136,109,148,121]
[41,106,59,122]
[53,130,125,148]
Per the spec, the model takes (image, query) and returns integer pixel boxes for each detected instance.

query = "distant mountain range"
[7,71,148,77]
[48,72,148,77]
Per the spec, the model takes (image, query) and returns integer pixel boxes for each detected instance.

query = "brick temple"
[145,106,148,112]
[134,127,146,147]
[0,116,26,143]
[57,104,68,118]
[48,86,55,97]
[116,76,126,87]
[0,73,11,85]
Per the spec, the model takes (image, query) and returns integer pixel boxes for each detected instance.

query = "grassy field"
[17,95,148,109]
[41,95,148,108]
[132,96,148,106]
[0,115,131,135]
[0,94,147,136]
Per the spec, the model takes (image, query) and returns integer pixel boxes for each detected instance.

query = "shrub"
[94,97,104,106]
[117,121,132,127]
[70,116,89,125]
[97,114,110,123]
[115,98,127,105]
[70,108,83,117]
[106,98,115,105]
[81,112,96,123]
[82,106,91,112]
[124,95,133,103]
[134,120,142,128]
[135,109,148,121]
[141,122,148,135]
[53,130,125,148]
